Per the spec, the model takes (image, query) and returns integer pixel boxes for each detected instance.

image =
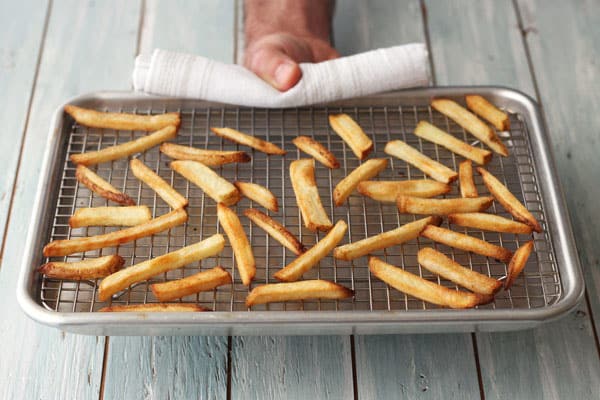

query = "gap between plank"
[419,0,437,86]
[135,0,146,58]
[226,336,233,400]
[99,337,110,400]
[350,335,359,400]
[471,333,486,400]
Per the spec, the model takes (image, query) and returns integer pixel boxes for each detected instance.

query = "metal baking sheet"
[17,88,584,335]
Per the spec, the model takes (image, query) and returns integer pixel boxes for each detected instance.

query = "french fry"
[504,240,534,289]
[476,167,542,232]
[292,136,340,169]
[38,255,124,280]
[333,216,439,261]
[210,127,286,155]
[171,160,240,206]
[75,165,135,205]
[421,225,513,263]
[64,105,180,131]
[369,257,485,308]
[414,121,492,165]
[130,158,188,209]
[160,142,250,166]
[234,181,279,212]
[459,160,478,198]
[150,266,232,302]
[328,114,373,160]
[244,208,305,255]
[44,209,188,257]
[384,140,458,184]
[465,95,510,131]
[431,98,508,156]
[418,248,502,295]
[290,159,332,232]
[274,220,347,282]
[448,212,533,234]
[217,203,255,286]
[99,303,207,312]
[397,195,493,215]
[333,158,388,206]
[357,180,451,202]
[69,206,151,228]
[97,233,225,301]
[246,280,353,306]
[70,125,177,166]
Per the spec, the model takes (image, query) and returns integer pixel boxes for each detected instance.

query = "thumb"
[245,46,303,91]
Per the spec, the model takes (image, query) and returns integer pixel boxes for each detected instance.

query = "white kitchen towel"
[132,43,430,108]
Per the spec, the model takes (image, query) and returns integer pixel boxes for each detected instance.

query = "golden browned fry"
[448,212,533,234]
[234,181,279,212]
[421,225,513,263]
[357,180,451,202]
[333,158,388,206]
[171,160,240,206]
[97,233,225,301]
[369,257,485,308]
[38,255,124,280]
[70,125,177,166]
[431,98,508,156]
[210,127,286,155]
[274,220,347,282]
[328,114,373,160]
[290,159,332,232]
[217,203,255,286]
[333,216,440,261]
[130,159,188,209]
[292,136,340,169]
[99,303,208,312]
[43,209,188,257]
[384,140,458,184]
[465,95,510,131]
[160,142,250,166]
[476,167,542,233]
[150,266,232,302]
[505,240,534,289]
[459,160,478,198]
[418,247,502,295]
[65,105,180,131]
[76,165,135,205]
[246,280,353,306]
[397,195,493,215]
[244,208,305,255]
[69,206,151,228]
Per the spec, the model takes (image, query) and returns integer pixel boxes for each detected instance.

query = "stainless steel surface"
[17,88,584,335]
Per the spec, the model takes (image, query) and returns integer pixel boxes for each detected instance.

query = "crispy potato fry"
[65,105,180,131]
[333,158,388,206]
[244,208,305,255]
[505,240,534,289]
[171,160,240,206]
[217,203,255,286]
[421,225,513,263]
[160,142,250,166]
[418,248,502,295]
[465,95,510,131]
[476,167,542,232]
[69,206,151,228]
[70,125,177,166]
[459,160,478,198]
[384,140,458,184]
[274,220,347,282]
[130,158,188,209]
[210,127,286,155]
[290,159,332,232]
[397,195,493,215]
[328,114,373,160]
[76,165,135,205]
[246,280,353,306]
[99,303,207,312]
[151,266,232,302]
[98,233,225,301]
[292,136,340,169]
[357,180,450,202]
[333,216,439,260]
[234,181,278,212]
[38,255,124,280]
[44,209,188,257]
[414,121,492,165]
[369,257,486,308]
[448,212,533,234]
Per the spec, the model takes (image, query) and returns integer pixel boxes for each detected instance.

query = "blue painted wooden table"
[1,1,599,398]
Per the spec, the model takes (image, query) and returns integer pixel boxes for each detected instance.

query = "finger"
[245,46,303,91]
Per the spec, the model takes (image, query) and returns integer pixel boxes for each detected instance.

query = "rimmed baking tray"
[17,87,584,335]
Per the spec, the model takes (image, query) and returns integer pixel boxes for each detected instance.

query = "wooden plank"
[0,1,141,399]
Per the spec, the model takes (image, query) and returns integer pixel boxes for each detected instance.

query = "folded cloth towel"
[132,43,430,108]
